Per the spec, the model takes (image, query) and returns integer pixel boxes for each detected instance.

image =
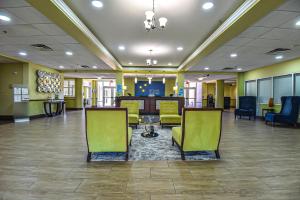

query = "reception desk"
[116,96,184,115]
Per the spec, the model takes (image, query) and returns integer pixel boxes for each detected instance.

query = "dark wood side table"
[44,101,65,117]
[262,108,274,119]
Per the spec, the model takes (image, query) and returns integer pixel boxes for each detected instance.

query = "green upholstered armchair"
[120,100,140,128]
[172,108,223,160]
[85,108,132,161]
[159,101,181,128]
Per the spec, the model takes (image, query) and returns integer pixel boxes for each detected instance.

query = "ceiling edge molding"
[26,0,122,71]
[178,0,285,72]
[61,70,116,74]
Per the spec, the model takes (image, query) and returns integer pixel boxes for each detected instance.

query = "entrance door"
[103,86,116,107]
[184,87,196,107]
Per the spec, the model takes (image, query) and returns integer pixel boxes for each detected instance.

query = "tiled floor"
[0,111,299,200]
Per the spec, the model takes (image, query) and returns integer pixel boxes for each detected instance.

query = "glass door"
[103,86,116,107]
[184,87,196,107]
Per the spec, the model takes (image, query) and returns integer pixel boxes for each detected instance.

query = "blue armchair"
[235,96,256,120]
[265,96,300,127]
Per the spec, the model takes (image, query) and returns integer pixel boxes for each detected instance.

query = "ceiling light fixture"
[198,77,204,81]
[118,45,125,51]
[97,76,102,80]
[144,0,167,31]
[204,67,210,70]
[275,55,283,60]
[59,65,64,69]
[168,63,172,66]
[177,47,183,51]
[91,0,103,8]
[0,15,11,22]
[65,51,73,56]
[202,2,214,10]
[146,49,158,66]
[230,53,238,58]
[19,51,27,56]
[92,66,98,69]
[237,68,242,71]
[296,20,300,26]
[129,62,133,65]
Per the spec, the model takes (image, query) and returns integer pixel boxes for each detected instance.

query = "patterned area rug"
[92,118,217,161]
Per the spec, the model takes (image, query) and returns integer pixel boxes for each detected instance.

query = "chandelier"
[146,49,158,66]
[144,0,168,31]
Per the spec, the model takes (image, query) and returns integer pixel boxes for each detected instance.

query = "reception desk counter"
[116,96,184,115]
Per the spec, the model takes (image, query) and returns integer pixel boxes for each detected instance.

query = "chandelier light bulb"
[159,17,168,28]
[145,10,154,22]
[153,60,158,65]
[146,59,152,66]
[144,20,151,31]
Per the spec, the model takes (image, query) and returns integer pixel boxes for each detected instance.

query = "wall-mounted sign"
[36,70,62,93]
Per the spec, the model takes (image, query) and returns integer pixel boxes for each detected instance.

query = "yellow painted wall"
[64,78,83,109]
[165,78,176,96]
[124,78,135,96]
[224,83,237,107]
[0,63,24,116]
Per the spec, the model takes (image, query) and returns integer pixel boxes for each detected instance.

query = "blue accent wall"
[135,81,165,96]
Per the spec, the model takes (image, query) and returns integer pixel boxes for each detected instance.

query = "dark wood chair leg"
[87,152,91,162]
[181,151,185,160]
[215,150,220,159]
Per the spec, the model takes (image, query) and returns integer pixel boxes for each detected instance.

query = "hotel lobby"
[0,0,300,199]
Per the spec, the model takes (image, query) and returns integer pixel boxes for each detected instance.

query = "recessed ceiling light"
[296,20,300,26]
[204,67,210,70]
[168,63,172,66]
[153,60,158,65]
[275,55,283,60]
[97,76,102,80]
[129,62,133,65]
[198,77,204,81]
[19,51,27,56]
[230,53,238,58]
[118,45,125,51]
[177,47,183,51]
[65,51,73,56]
[237,68,242,71]
[59,65,64,69]
[202,2,214,10]
[91,0,103,8]
[0,15,11,22]
[92,66,98,69]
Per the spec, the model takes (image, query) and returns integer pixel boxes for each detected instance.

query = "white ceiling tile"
[6,7,51,24]
[225,37,254,47]
[32,24,66,36]
[239,26,272,38]
[277,0,300,12]
[260,28,300,41]
[254,11,298,28]
[0,25,44,36]
[0,0,30,8]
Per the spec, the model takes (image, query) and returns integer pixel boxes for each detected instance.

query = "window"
[257,78,272,104]
[295,74,300,96]
[273,75,293,104]
[64,80,75,97]
[245,80,256,96]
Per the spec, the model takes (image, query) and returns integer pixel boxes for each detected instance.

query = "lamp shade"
[146,59,152,66]
[145,10,154,22]
[159,17,168,28]
[144,20,151,31]
[153,60,157,65]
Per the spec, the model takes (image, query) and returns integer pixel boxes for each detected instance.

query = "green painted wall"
[0,63,24,116]
[216,80,224,108]
[64,78,83,109]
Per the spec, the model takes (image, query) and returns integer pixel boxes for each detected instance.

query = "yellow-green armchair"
[120,100,140,128]
[159,101,181,128]
[85,108,132,161]
[172,108,223,160]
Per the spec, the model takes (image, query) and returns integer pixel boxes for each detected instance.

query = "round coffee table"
[140,115,160,138]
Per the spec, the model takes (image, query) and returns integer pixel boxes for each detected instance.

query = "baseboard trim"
[66,108,83,111]
[30,114,46,120]
[0,115,14,121]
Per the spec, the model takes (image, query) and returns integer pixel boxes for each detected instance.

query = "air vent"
[222,67,235,70]
[81,65,89,68]
[31,44,53,51]
[265,48,291,55]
